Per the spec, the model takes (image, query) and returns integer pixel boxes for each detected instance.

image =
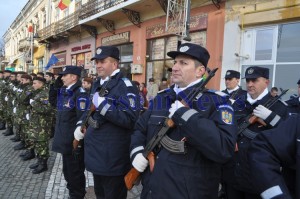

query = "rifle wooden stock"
[124,167,141,190]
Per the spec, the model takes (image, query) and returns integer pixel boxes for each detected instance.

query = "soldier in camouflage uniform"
[14,74,35,160]
[11,71,26,142]
[2,70,13,136]
[0,71,6,130]
[27,77,52,174]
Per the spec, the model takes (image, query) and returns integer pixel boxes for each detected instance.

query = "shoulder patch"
[127,93,137,108]
[122,78,133,87]
[218,104,234,125]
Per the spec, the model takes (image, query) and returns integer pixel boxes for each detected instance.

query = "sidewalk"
[0,129,141,199]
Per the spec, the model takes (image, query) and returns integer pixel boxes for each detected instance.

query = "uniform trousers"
[62,154,86,199]
[93,174,127,199]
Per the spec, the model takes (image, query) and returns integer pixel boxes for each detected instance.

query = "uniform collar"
[173,78,202,95]
[247,87,269,105]
[227,86,240,94]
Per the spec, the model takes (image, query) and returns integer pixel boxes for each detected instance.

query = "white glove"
[13,86,17,91]
[12,100,15,105]
[13,107,16,113]
[17,89,23,92]
[26,113,30,120]
[168,100,185,118]
[5,96,8,101]
[92,92,105,108]
[253,105,272,120]
[29,99,35,105]
[74,126,84,141]
[132,153,148,172]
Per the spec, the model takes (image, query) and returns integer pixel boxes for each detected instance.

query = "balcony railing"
[79,0,126,20]
[18,38,30,51]
[38,11,80,41]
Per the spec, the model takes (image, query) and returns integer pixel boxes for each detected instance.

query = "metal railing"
[79,0,126,20]
[37,11,80,41]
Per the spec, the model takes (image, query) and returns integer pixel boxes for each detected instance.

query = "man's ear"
[196,66,206,78]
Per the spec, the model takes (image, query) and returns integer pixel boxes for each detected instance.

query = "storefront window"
[146,31,207,87]
[117,43,133,80]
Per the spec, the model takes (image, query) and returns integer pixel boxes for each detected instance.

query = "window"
[117,43,133,80]
[241,22,300,100]
[146,31,207,86]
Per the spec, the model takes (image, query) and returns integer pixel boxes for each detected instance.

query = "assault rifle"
[124,68,219,190]
[237,88,289,139]
[72,78,110,150]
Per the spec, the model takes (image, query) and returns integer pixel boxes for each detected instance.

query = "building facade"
[3,0,299,94]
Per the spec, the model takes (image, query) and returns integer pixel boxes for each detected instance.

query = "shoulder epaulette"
[279,99,288,106]
[158,88,170,94]
[206,89,228,97]
[121,78,133,87]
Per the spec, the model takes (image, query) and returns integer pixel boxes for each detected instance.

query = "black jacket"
[52,81,89,154]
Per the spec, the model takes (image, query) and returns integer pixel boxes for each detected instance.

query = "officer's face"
[21,78,31,85]
[45,75,52,82]
[171,55,205,88]
[95,57,118,79]
[10,75,16,81]
[17,74,22,82]
[61,74,77,87]
[32,80,44,90]
[225,78,240,90]
[246,77,269,99]
[82,81,91,90]
[0,73,3,79]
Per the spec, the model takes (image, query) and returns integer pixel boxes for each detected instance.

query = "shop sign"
[102,31,130,45]
[71,44,91,52]
[146,14,207,39]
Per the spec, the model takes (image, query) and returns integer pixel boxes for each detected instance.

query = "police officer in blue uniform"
[223,66,288,199]
[52,66,88,199]
[222,70,247,105]
[74,46,140,199]
[285,79,300,116]
[248,115,300,199]
[130,43,237,199]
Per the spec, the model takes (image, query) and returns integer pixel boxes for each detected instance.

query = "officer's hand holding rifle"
[124,68,218,190]
[72,79,109,159]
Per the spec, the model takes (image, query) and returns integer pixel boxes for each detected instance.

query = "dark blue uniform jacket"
[83,72,139,176]
[52,81,88,154]
[248,115,300,199]
[225,93,288,193]
[131,82,237,199]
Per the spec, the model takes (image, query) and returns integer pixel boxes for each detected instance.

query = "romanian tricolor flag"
[58,0,72,10]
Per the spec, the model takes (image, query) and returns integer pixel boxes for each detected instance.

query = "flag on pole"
[45,54,59,70]
[58,0,72,10]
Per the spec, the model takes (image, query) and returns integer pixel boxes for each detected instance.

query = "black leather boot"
[19,150,30,157]
[22,149,35,161]
[32,158,48,174]
[3,127,13,136]
[10,134,21,142]
[29,158,41,169]
[13,141,25,150]
[0,121,6,130]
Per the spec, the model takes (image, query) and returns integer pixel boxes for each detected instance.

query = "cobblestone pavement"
[0,129,141,199]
